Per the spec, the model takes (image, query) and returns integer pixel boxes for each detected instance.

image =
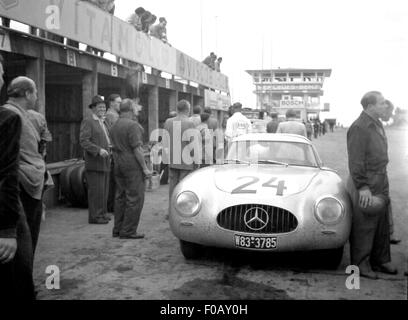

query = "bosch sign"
[280,100,305,108]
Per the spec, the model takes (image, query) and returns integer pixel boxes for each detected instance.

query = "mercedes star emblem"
[244,207,269,231]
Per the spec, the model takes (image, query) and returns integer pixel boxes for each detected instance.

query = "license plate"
[235,235,277,249]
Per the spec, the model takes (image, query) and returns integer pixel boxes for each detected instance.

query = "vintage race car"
[169,133,352,268]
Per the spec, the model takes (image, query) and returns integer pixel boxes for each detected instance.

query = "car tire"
[70,165,88,208]
[60,165,77,205]
[316,246,344,270]
[179,240,204,260]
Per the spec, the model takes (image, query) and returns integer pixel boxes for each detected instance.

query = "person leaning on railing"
[149,17,168,43]
[127,7,146,31]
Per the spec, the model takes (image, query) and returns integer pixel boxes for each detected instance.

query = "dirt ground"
[34,127,408,300]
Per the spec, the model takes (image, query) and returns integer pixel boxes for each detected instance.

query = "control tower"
[246,68,331,121]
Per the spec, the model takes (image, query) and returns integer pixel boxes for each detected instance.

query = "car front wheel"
[179,240,204,260]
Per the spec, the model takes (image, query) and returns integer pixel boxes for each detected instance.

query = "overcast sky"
[114,0,408,125]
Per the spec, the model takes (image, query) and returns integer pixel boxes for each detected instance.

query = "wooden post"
[26,56,45,115]
[196,96,204,108]
[148,85,159,139]
[82,65,98,118]
[169,90,178,113]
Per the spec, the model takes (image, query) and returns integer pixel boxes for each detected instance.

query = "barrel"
[60,163,88,208]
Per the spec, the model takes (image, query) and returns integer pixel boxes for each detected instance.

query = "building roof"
[246,68,332,77]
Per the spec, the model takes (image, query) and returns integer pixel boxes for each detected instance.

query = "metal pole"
[261,33,264,70]
[215,16,218,53]
[200,0,203,58]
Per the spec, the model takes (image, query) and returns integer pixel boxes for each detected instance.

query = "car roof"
[232,133,311,144]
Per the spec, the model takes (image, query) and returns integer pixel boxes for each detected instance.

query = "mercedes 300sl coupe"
[169,133,351,269]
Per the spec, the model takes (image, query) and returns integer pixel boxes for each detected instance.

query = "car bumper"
[170,193,351,252]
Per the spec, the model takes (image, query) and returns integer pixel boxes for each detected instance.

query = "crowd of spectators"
[203,52,223,72]
[127,7,169,44]
[265,110,334,141]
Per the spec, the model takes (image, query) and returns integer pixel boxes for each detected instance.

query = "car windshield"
[226,140,319,167]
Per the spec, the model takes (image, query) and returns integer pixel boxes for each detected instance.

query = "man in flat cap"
[80,95,112,224]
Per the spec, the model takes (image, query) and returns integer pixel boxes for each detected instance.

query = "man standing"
[3,77,46,256]
[189,105,202,127]
[276,109,307,137]
[225,102,252,143]
[266,113,279,133]
[164,100,196,206]
[105,94,122,127]
[105,94,122,213]
[204,107,219,163]
[196,113,213,168]
[0,56,35,300]
[305,120,313,140]
[214,57,222,72]
[27,108,53,160]
[80,95,112,224]
[346,91,397,279]
[160,111,177,185]
[204,107,219,131]
[110,99,151,239]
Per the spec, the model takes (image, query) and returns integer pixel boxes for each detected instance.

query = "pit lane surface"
[34,128,408,300]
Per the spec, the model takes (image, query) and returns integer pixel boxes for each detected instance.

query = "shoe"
[372,262,398,275]
[103,214,112,221]
[359,268,379,280]
[89,218,109,224]
[119,233,145,239]
[390,237,401,245]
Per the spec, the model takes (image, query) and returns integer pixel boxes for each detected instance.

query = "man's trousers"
[0,211,35,301]
[168,168,192,203]
[20,185,43,255]
[86,170,110,222]
[113,168,145,237]
[346,176,391,267]
[107,159,116,213]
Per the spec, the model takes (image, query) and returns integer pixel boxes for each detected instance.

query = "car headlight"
[175,191,201,217]
[314,196,344,225]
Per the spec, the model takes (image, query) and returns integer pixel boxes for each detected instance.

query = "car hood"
[213,165,320,197]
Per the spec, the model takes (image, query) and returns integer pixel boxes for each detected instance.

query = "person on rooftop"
[214,57,222,72]
[127,7,145,31]
[150,17,168,43]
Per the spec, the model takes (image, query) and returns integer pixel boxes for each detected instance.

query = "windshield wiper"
[224,159,251,165]
[257,160,289,167]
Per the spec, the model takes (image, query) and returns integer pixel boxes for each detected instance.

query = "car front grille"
[217,204,298,234]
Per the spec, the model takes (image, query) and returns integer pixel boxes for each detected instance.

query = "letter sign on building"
[111,64,118,77]
[280,100,305,108]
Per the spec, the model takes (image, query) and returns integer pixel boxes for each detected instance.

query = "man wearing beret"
[80,95,112,224]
